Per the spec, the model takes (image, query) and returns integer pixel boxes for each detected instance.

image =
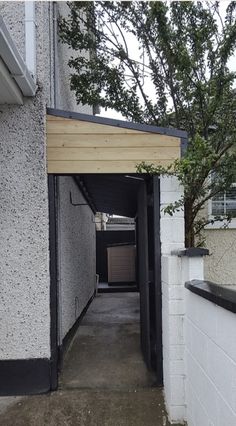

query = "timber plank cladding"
[46,111,181,174]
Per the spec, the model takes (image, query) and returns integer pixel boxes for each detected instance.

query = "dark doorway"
[48,173,162,391]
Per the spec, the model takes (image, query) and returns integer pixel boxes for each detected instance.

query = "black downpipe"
[48,174,59,390]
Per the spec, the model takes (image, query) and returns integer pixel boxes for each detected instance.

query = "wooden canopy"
[46,109,187,174]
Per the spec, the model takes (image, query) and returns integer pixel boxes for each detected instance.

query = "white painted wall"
[57,177,96,342]
[160,176,185,422]
[185,290,236,425]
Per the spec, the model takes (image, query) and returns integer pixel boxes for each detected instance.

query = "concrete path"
[0,293,178,426]
[60,293,156,390]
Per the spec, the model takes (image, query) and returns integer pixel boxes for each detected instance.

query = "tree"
[59,1,236,247]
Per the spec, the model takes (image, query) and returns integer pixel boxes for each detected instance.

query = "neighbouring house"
[0,2,236,425]
[203,191,236,286]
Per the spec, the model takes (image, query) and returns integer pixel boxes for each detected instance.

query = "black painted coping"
[172,248,209,257]
[185,280,236,314]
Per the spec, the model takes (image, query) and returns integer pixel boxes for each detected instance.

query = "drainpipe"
[53,1,58,107]
[25,1,36,79]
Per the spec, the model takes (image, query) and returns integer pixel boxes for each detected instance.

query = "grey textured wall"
[0,2,25,59]
[55,2,92,114]
[0,1,94,361]
[57,177,96,341]
[0,2,52,359]
[204,229,236,286]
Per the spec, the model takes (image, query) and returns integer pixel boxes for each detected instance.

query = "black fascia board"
[47,107,188,140]
[180,136,188,156]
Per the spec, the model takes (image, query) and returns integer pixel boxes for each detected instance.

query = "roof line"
[47,107,188,139]
[0,16,36,96]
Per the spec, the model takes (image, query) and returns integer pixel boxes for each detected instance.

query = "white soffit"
[0,58,23,104]
[0,15,36,105]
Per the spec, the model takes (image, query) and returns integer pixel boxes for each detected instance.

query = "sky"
[101,0,236,121]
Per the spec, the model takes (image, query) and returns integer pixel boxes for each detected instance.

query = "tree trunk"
[184,203,195,247]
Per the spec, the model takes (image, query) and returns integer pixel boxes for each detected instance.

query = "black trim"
[59,292,95,371]
[47,107,188,139]
[180,136,188,156]
[48,175,59,391]
[0,358,50,396]
[153,176,163,385]
[172,247,209,257]
[185,280,236,314]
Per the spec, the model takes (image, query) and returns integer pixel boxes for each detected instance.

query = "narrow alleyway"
[60,293,156,390]
[0,293,178,426]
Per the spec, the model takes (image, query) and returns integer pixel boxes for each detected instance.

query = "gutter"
[0,15,36,96]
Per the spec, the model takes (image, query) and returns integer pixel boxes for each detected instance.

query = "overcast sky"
[101,1,236,120]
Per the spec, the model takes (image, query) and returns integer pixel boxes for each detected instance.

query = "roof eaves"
[47,107,188,140]
[0,16,36,97]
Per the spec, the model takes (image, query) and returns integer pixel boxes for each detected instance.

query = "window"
[211,184,236,217]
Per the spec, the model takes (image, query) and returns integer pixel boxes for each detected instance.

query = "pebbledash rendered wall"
[204,228,236,286]
[57,176,96,343]
[0,1,93,393]
[55,4,91,113]
[0,2,52,362]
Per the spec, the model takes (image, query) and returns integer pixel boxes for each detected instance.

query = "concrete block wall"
[185,289,236,425]
[160,176,185,422]
[57,177,96,342]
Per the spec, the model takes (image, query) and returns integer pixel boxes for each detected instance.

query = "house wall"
[204,229,236,286]
[53,2,94,343]
[0,1,93,394]
[57,176,96,342]
[185,289,236,425]
[0,2,52,361]
[55,2,91,114]
[0,1,25,59]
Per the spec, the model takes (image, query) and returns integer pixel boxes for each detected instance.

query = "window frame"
[207,183,236,229]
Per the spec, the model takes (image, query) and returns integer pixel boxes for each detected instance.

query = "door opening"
[48,173,162,391]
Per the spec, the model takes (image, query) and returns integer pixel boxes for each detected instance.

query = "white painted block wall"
[160,176,186,422]
[185,291,236,426]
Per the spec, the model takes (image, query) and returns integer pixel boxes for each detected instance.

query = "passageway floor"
[0,388,176,426]
[60,293,156,390]
[0,294,183,426]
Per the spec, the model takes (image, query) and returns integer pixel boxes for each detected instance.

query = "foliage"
[59,1,236,247]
